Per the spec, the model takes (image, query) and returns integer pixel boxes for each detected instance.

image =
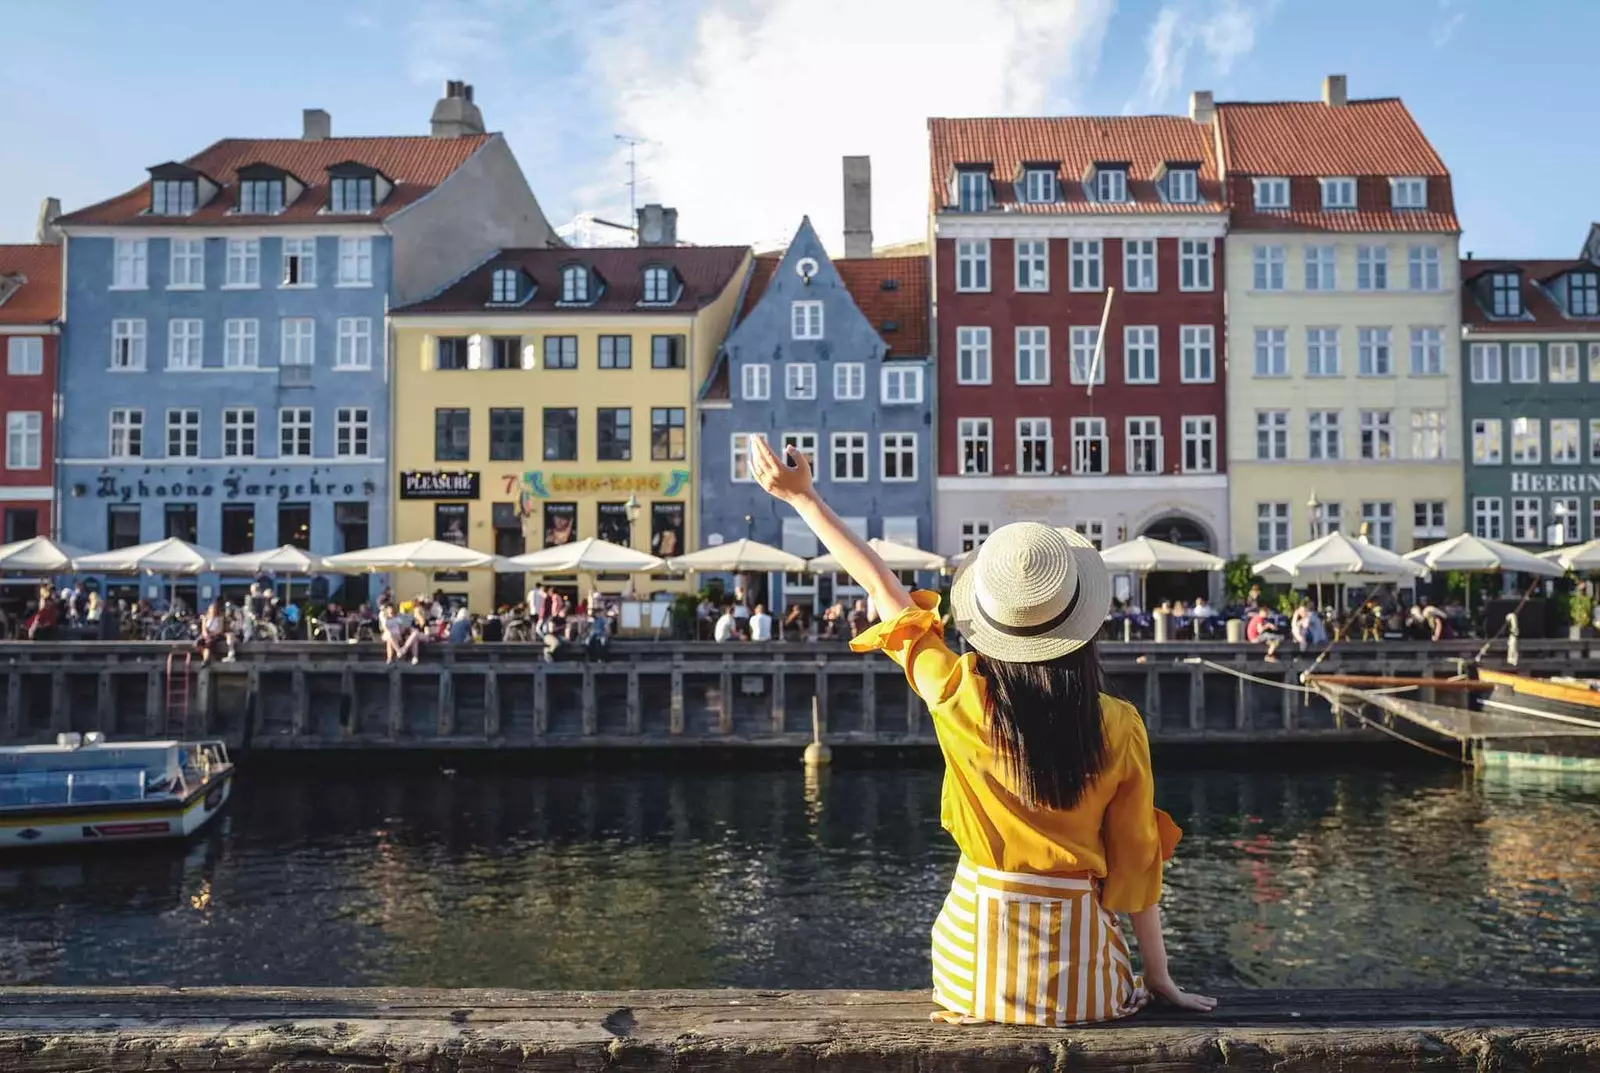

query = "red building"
[929,113,1230,579]
[0,244,62,543]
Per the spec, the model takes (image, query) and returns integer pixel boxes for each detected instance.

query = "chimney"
[1189,90,1215,125]
[1323,74,1347,107]
[302,108,331,141]
[431,79,485,138]
[637,204,678,247]
[842,156,873,259]
[35,197,61,245]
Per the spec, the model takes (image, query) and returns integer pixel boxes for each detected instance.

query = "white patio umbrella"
[1404,534,1564,578]
[74,537,221,575]
[807,538,945,573]
[1253,531,1426,611]
[0,536,91,575]
[1542,539,1600,572]
[323,538,499,573]
[1098,536,1225,573]
[506,538,663,574]
[214,545,340,576]
[666,538,808,574]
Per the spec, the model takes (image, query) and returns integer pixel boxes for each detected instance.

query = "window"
[650,334,685,369]
[881,432,917,481]
[1356,245,1388,291]
[6,337,41,376]
[1014,327,1049,384]
[281,318,314,366]
[1304,245,1336,290]
[238,178,283,215]
[335,318,371,370]
[1126,417,1161,474]
[1016,418,1052,475]
[1179,325,1214,383]
[1509,343,1540,383]
[169,238,204,288]
[1490,272,1521,316]
[223,318,259,368]
[643,266,672,303]
[1571,272,1599,316]
[957,418,992,475]
[281,238,315,286]
[111,319,146,370]
[832,361,865,400]
[112,239,147,288]
[1308,410,1342,461]
[1181,416,1215,473]
[278,407,312,457]
[1123,239,1156,291]
[3,507,38,544]
[1015,240,1048,291]
[785,362,817,399]
[1552,418,1582,464]
[1549,342,1580,383]
[162,503,198,544]
[956,326,991,384]
[1592,417,1600,463]
[1358,328,1392,376]
[477,407,522,462]
[585,334,628,371]
[1472,419,1503,465]
[1257,502,1290,553]
[790,301,823,340]
[432,336,468,371]
[1361,501,1395,550]
[109,409,143,458]
[330,176,375,214]
[1359,410,1393,460]
[435,408,470,461]
[1313,501,1343,538]
[1023,168,1056,204]
[1252,245,1285,290]
[1473,498,1503,541]
[543,335,577,369]
[167,318,203,370]
[882,365,923,404]
[956,240,990,292]
[596,408,632,461]
[1511,417,1541,464]
[1168,169,1198,204]
[1253,328,1287,376]
[1071,417,1107,474]
[543,408,578,461]
[336,407,370,458]
[831,432,868,481]
[1511,497,1542,543]
[1321,177,1356,209]
[1470,343,1502,383]
[1179,238,1212,291]
[1256,410,1288,460]
[278,502,311,551]
[781,432,819,475]
[1303,327,1339,377]
[1408,245,1441,291]
[150,179,195,216]
[1551,498,1581,544]
[222,408,257,458]
[959,520,991,554]
[1409,327,1443,375]
[219,503,254,554]
[489,268,519,304]
[1254,177,1289,210]
[1069,327,1102,384]
[1392,177,1427,209]
[1094,168,1127,202]
[1124,326,1158,383]
[5,412,40,470]
[957,170,990,212]
[337,238,372,286]
[729,433,758,482]
[561,266,589,303]
[225,239,259,287]
[1069,240,1102,291]
[741,363,769,400]
[651,407,686,461]
[489,334,520,371]
[1412,410,1446,461]
[166,409,199,458]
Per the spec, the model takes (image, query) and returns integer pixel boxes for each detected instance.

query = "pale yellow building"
[388,242,750,608]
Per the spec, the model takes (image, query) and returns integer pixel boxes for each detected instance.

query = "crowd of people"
[697,588,875,643]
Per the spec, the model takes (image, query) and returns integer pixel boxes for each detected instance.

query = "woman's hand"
[749,435,815,505]
[1145,973,1217,1012]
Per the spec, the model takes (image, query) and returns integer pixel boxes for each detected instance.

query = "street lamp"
[623,493,640,548]
[743,513,754,539]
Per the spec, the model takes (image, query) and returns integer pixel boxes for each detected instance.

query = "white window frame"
[1168,169,1198,204]
[956,326,992,385]
[791,300,823,340]
[223,408,258,459]
[959,520,991,554]
[1069,240,1102,292]
[880,432,917,482]
[109,408,143,458]
[957,418,992,476]
[1178,238,1213,291]
[112,239,147,289]
[741,363,770,401]
[1508,343,1541,384]
[1179,325,1214,383]
[1472,497,1504,541]
[1359,409,1394,460]
[1303,244,1337,291]
[1391,177,1427,210]
[1472,419,1503,466]
[167,318,203,370]
[955,239,991,293]
[1320,177,1356,210]
[335,406,371,458]
[1358,327,1393,377]
[1253,327,1287,377]
[1409,327,1444,376]
[1123,325,1158,384]
[784,362,817,400]
[1408,244,1441,291]
[1549,342,1580,384]
[1308,409,1343,461]
[1511,497,1542,544]
[830,431,868,482]
[1125,416,1162,475]
[1014,239,1048,292]
[956,170,991,213]
[1411,410,1446,461]
[881,365,923,405]
[224,238,260,288]
[1591,417,1600,464]
[1014,326,1049,385]
[731,433,757,482]
[1253,177,1289,210]
[280,318,315,367]
[1551,417,1582,465]
[561,265,589,303]
[1306,327,1340,377]
[168,238,204,289]
[1357,245,1389,291]
[1070,416,1108,475]
[1180,415,1215,473]
[1361,501,1396,550]
[833,362,865,400]
[110,319,146,371]
[166,408,200,459]
[1257,502,1291,553]
[1023,169,1055,204]
[5,411,41,470]
[1413,501,1447,540]
[1252,245,1286,291]
[1123,239,1156,292]
[278,407,313,458]
[1094,168,1127,203]
[1256,409,1288,461]
[337,237,373,286]
[223,318,259,369]
[281,237,316,288]
[1069,327,1103,384]
[6,337,43,376]
[335,317,372,370]
[1016,417,1053,475]
[1470,343,1502,384]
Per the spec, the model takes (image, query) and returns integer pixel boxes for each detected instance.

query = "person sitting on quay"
[744,434,1212,1024]
[1246,605,1282,662]
[748,602,773,642]
[713,604,739,642]
[585,609,611,661]
[448,606,473,645]
[1192,596,1216,620]
[195,600,234,666]
[781,602,809,642]
[383,603,420,665]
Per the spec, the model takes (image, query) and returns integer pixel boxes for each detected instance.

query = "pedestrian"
[713,604,738,642]
[383,603,420,665]
[749,602,773,642]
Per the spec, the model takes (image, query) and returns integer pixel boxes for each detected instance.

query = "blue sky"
[0,0,1593,256]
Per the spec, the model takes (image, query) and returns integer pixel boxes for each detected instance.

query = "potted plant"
[1569,591,1595,640]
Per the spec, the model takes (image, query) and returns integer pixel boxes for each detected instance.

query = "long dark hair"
[974,642,1108,811]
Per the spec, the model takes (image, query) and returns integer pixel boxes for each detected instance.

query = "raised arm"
[749,436,914,620]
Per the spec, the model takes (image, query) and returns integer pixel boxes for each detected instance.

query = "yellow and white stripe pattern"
[930,858,1148,1025]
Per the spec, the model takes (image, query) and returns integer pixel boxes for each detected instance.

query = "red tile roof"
[735,254,930,358]
[394,245,750,314]
[928,116,1223,215]
[738,254,780,321]
[57,135,494,227]
[0,244,62,325]
[1460,258,1600,333]
[1223,175,1459,233]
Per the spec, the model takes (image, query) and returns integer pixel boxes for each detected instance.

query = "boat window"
[0,767,147,807]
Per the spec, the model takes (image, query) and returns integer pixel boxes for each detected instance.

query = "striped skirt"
[929,858,1149,1026]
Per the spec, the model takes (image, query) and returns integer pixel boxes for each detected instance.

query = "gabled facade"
[52,82,556,602]
[928,114,1230,575]
[1460,230,1600,549]
[1217,76,1463,558]
[0,243,62,543]
[699,218,932,610]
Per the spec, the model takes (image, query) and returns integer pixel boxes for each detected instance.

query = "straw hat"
[949,522,1111,663]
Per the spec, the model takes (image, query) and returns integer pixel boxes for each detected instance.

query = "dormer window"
[561,265,590,303]
[490,268,522,305]
[1490,272,1522,317]
[1093,166,1128,203]
[1023,168,1056,204]
[956,169,991,213]
[1391,177,1427,210]
[238,178,285,215]
[1253,177,1289,210]
[1320,177,1356,210]
[642,265,674,304]
[1571,271,1599,316]
[1167,168,1198,204]
[330,176,374,214]
[151,179,196,216]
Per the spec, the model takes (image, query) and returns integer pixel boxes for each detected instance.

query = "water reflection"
[0,764,1595,989]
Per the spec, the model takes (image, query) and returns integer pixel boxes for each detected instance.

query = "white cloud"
[1130,6,1191,113]
[1432,0,1465,48]
[1126,0,1268,113]
[1196,0,1262,75]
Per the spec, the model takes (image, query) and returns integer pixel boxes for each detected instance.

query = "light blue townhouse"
[53,82,557,604]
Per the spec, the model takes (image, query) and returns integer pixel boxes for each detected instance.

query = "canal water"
[2,762,1598,989]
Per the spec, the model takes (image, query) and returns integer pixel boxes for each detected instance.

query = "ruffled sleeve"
[1100,717,1183,913]
[850,590,972,711]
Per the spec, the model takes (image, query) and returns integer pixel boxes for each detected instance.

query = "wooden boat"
[0,734,233,849]
[1476,667,1600,731]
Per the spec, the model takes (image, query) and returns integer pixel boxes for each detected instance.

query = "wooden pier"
[1,637,1596,751]
[3,986,1598,1072]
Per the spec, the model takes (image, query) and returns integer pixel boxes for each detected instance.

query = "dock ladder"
[164,651,192,737]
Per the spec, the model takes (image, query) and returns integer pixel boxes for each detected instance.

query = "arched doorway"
[1140,515,1215,608]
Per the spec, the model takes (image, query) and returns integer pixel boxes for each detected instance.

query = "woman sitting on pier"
[748,436,1213,1025]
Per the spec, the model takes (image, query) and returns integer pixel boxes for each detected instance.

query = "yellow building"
[389,242,750,608]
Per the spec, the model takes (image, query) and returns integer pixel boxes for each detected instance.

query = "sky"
[0,0,1593,257]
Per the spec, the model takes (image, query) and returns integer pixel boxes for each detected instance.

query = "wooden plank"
[437,669,455,738]
[581,666,598,736]
[96,670,113,733]
[770,663,785,734]
[718,659,734,735]
[144,669,163,737]
[339,666,356,737]
[48,670,68,733]
[669,668,684,735]
[861,665,876,734]
[484,669,501,738]
[2,671,19,741]
[625,668,641,736]
[289,668,308,739]
[533,666,549,737]
[387,668,403,740]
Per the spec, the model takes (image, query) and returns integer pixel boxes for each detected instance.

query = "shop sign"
[94,469,376,503]
[1509,472,1600,493]
[401,471,481,500]
[506,470,691,500]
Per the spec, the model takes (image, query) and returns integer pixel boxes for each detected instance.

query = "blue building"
[53,82,556,604]
[698,217,933,611]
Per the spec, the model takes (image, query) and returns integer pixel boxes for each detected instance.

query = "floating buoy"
[803,695,831,767]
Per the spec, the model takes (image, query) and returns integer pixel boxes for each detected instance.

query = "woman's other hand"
[750,436,815,505]
[1146,974,1218,1012]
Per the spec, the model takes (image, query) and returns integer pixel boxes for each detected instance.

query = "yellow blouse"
[852,591,1180,913]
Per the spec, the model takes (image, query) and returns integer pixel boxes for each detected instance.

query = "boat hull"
[0,770,232,849]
